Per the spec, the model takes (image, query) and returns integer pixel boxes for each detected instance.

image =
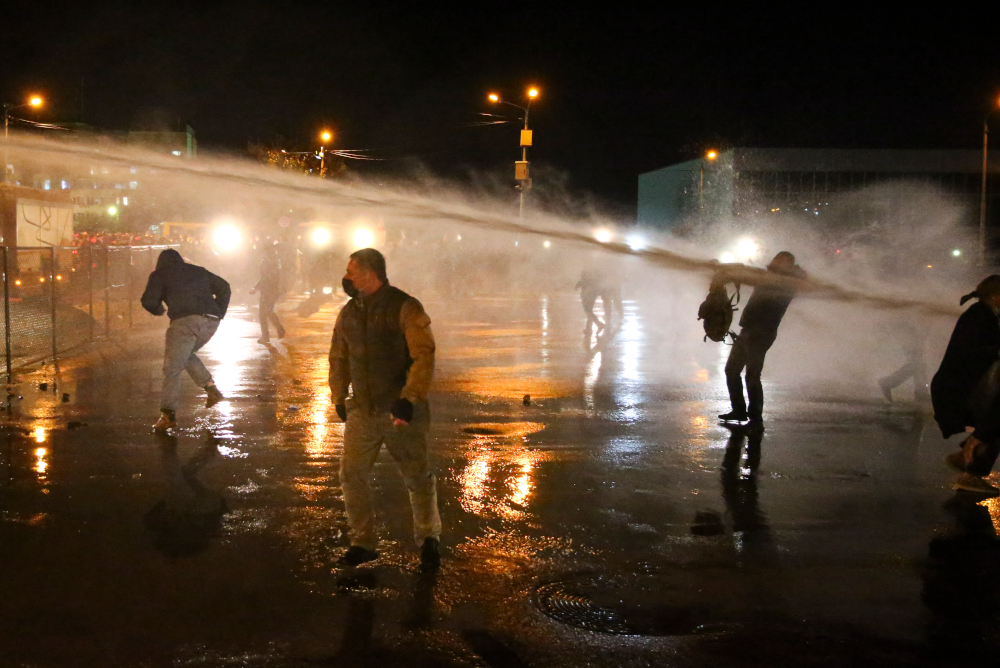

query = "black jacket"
[739,265,806,333]
[931,301,1000,438]
[141,249,231,321]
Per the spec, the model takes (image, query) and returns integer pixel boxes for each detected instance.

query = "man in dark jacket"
[328,248,440,571]
[141,249,231,431]
[933,275,1000,495]
[249,244,285,344]
[720,251,806,424]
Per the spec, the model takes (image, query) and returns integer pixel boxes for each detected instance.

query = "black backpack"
[697,280,740,343]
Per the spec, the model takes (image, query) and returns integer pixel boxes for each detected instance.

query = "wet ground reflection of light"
[583,352,601,414]
[34,447,48,480]
[980,490,1000,534]
[203,311,256,398]
[295,359,340,500]
[32,426,46,444]
[453,422,547,520]
[618,301,642,384]
[540,295,550,369]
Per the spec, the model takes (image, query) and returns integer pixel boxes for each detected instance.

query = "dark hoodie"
[141,249,231,321]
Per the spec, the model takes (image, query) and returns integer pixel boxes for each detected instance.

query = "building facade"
[638,148,1000,235]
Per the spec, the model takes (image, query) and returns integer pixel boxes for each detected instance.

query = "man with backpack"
[719,251,806,425]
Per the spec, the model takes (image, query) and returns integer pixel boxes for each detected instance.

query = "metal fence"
[1,245,177,379]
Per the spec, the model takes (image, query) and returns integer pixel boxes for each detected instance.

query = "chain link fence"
[1,245,177,379]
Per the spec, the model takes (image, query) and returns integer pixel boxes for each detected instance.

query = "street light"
[979,96,1000,266]
[318,129,334,178]
[488,86,539,219]
[700,149,718,215]
[3,94,44,183]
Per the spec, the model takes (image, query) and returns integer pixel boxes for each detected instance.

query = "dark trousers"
[259,292,285,340]
[725,327,777,419]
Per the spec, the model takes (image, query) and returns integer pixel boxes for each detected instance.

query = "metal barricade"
[0,245,179,382]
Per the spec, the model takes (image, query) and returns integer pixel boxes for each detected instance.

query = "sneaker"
[420,537,441,572]
[153,411,176,432]
[719,410,749,422]
[256,337,270,344]
[878,378,893,402]
[953,473,1000,496]
[945,449,969,473]
[337,546,378,567]
[205,384,225,408]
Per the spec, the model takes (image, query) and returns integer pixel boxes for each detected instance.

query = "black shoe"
[420,537,441,572]
[719,410,749,422]
[338,546,378,567]
[205,384,225,408]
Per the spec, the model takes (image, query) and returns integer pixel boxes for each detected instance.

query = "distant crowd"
[72,231,175,247]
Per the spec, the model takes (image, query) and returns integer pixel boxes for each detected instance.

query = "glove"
[391,398,414,423]
[335,403,347,421]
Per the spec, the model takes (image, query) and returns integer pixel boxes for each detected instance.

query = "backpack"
[697,280,740,343]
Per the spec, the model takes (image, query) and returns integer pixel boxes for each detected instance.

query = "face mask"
[342,277,359,298]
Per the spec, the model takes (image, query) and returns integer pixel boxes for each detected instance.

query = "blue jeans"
[161,315,219,412]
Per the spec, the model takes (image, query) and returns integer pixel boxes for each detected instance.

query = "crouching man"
[329,248,442,570]
[141,249,229,431]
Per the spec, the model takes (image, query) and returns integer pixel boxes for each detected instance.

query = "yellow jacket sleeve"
[328,309,351,403]
[400,298,435,402]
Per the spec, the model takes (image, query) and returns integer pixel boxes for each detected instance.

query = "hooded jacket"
[141,249,231,321]
[931,300,1000,438]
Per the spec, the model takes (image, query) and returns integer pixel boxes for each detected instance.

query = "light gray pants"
[161,315,220,412]
[340,400,441,550]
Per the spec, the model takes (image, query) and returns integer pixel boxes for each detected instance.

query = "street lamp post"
[489,88,538,219]
[700,149,718,216]
[980,98,1000,266]
[318,130,333,178]
[2,95,43,184]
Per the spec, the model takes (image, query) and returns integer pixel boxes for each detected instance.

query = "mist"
[5,135,981,405]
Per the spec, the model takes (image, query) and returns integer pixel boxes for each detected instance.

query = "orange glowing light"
[706,150,718,160]
[28,96,43,108]
[319,130,332,143]
[527,88,539,99]
[488,93,499,102]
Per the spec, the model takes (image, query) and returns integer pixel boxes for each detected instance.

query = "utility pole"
[489,88,538,219]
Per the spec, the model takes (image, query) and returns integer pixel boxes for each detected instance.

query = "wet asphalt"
[1,291,998,667]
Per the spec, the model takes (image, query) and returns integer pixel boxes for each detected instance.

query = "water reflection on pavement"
[0,293,998,666]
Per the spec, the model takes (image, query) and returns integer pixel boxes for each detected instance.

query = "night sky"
[2,2,996,217]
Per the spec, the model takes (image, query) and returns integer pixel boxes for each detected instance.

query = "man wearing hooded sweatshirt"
[141,249,231,431]
[933,275,1000,496]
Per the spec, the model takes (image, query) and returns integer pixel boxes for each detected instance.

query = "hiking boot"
[205,384,225,408]
[420,537,441,573]
[153,411,176,432]
[337,546,378,567]
[878,378,893,402]
[953,473,1000,496]
[719,410,749,422]
[945,449,969,473]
